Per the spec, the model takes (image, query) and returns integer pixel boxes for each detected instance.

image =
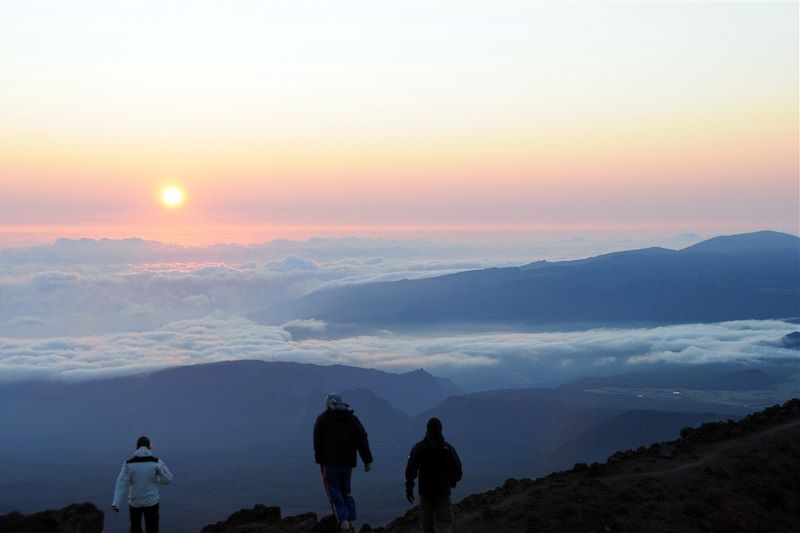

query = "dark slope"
[0,503,104,533]
[199,399,800,532]
[376,399,800,533]
[546,410,723,470]
[252,231,800,328]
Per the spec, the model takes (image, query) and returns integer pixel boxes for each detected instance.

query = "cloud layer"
[0,234,706,337]
[2,235,795,387]
[0,316,796,384]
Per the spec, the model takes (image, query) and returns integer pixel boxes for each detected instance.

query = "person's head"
[136,435,151,449]
[425,417,444,443]
[325,393,352,412]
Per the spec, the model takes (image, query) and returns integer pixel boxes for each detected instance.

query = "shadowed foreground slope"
[376,399,800,533]
[0,503,103,533]
[203,399,800,533]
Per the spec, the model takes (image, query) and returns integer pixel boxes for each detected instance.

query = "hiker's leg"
[323,466,349,522]
[434,496,453,533]
[143,503,159,533]
[129,505,144,533]
[418,496,435,533]
[341,467,356,521]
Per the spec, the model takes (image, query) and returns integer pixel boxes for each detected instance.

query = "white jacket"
[112,446,173,508]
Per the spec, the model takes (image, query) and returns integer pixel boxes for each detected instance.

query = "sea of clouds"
[0,314,796,385]
[1,234,797,385]
[0,233,704,336]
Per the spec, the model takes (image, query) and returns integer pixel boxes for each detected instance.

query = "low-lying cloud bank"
[0,233,704,267]
[0,256,483,338]
[0,316,796,384]
[0,234,709,338]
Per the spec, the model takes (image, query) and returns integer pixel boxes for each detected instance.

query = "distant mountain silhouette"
[252,231,800,328]
[681,230,800,254]
[5,359,783,532]
[0,361,458,532]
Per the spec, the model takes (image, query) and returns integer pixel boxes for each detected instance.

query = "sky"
[1,1,798,245]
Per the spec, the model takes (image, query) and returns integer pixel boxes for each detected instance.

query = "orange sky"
[0,2,797,245]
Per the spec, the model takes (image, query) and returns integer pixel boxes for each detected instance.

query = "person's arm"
[404,444,419,503]
[449,445,463,486]
[111,462,128,510]
[353,416,373,467]
[313,415,323,465]
[156,459,173,485]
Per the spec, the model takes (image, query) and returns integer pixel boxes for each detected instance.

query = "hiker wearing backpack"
[111,436,173,533]
[405,417,463,533]
[314,393,373,532]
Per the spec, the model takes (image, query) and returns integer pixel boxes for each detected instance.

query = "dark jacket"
[405,435,462,499]
[314,409,373,468]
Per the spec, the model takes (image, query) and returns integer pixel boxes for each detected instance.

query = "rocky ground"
[373,398,800,533]
[0,502,103,533]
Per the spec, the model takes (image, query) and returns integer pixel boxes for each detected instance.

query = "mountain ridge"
[251,231,800,329]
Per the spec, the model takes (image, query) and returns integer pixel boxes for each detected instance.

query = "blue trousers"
[322,466,356,522]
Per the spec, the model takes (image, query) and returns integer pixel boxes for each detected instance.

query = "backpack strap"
[126,456,159,464]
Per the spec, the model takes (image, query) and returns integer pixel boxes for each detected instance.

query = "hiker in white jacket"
[112,436,173,533]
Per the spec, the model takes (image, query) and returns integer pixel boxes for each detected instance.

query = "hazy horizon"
[1,1,798,247]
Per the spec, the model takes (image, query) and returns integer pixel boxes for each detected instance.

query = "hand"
[364,462,372,472]
[111,506,119,513]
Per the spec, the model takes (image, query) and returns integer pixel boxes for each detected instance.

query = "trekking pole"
[319,465,337,517]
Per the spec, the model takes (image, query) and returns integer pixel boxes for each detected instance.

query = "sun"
[160,186,185,208]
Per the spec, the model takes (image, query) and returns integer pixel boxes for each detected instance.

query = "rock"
[283,513,319,529]
[318,514,340,533]
[571,462,589,473]
[201,505,330,533]
[0,502,103,533]
[201,505,283,533]
[658,444,676,458]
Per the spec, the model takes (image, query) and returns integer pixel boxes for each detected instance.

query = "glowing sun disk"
[161,186,185,208]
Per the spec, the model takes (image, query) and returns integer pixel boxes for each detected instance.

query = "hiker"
[313,393,373,532]
[111,436,173,533]
[405,417,462,533]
